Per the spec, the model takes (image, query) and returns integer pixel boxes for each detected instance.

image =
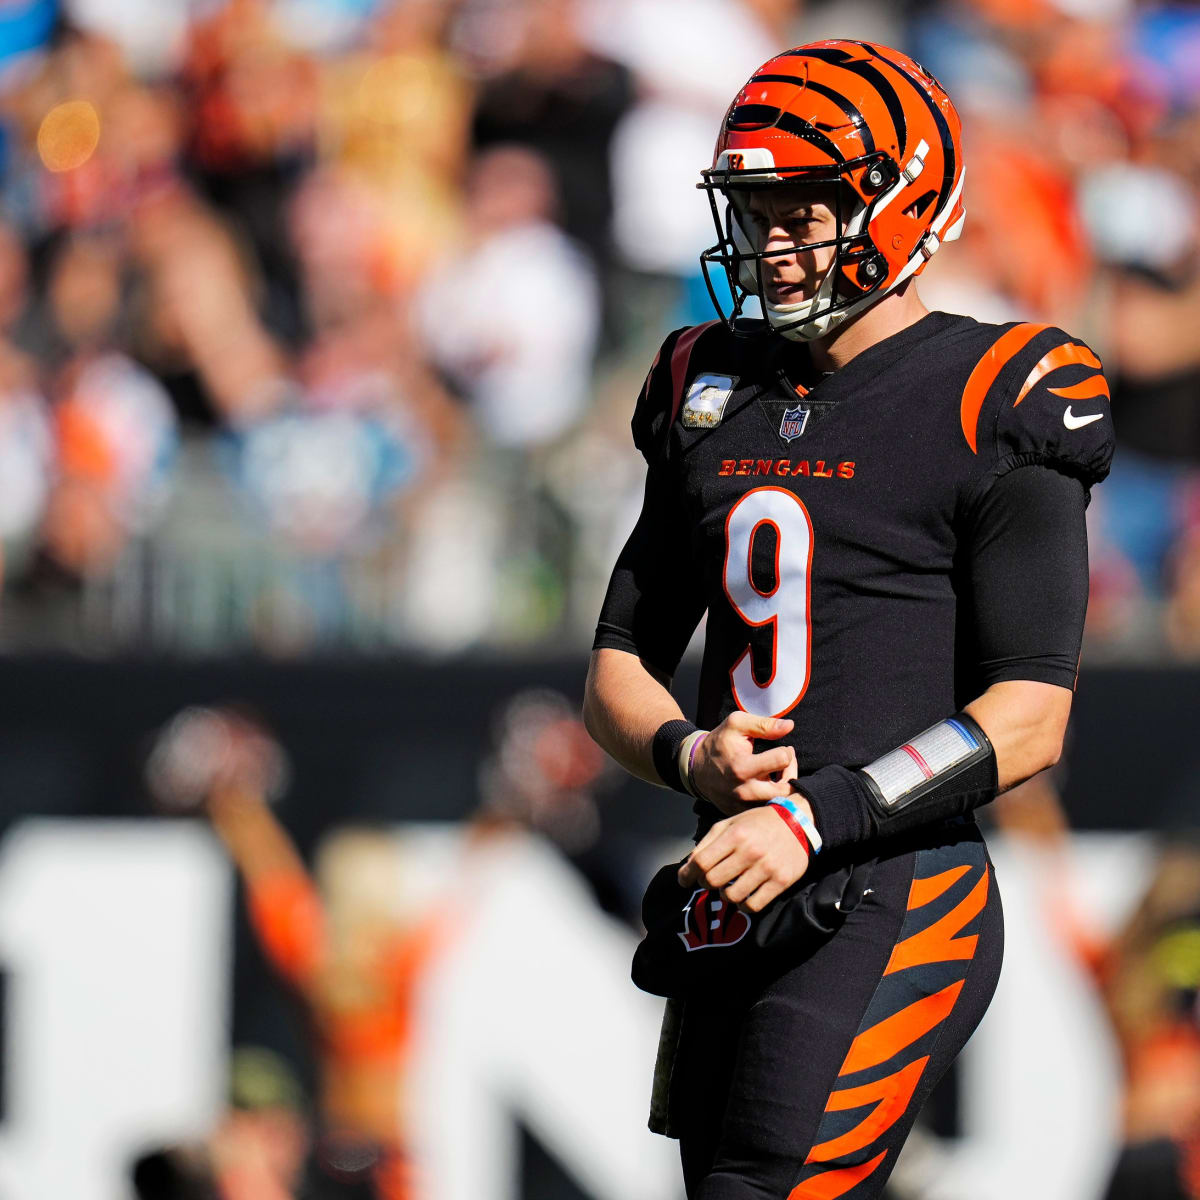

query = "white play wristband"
[677,730,708,799]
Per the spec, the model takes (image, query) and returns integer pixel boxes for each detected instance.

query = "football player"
[583,39,1114,1200]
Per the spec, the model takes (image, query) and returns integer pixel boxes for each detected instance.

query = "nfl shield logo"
[779,404,810,442]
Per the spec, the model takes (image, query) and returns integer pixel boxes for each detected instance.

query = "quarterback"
[583,39,1113,1200]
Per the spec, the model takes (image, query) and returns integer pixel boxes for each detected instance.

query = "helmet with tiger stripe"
[700,40,966,342]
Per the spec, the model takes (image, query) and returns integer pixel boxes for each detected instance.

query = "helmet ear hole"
[904,189,938,220]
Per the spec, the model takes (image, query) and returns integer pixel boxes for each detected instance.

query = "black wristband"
[651,719,699,794]
[790,766,875,851]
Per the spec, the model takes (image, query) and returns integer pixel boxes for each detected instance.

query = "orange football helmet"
[700,40,966,341]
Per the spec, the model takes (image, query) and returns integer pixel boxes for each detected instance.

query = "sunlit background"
[0,0,1197,1197]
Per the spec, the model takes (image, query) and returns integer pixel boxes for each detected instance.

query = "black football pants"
[670,822,1004,1199]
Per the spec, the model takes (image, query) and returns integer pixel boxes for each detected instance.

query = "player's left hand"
[677,799,813,913]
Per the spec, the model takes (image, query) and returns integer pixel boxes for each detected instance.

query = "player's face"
[742,184,840,305]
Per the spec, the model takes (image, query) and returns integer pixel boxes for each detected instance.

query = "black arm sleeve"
[963,464,1090,690]
[592,465,707,679]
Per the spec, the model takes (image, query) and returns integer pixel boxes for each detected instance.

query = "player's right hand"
[691,711,798,816]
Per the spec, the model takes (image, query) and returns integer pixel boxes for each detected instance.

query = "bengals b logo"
[678,888,751,952]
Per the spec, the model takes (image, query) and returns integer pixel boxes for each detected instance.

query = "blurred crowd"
[0,0,1197,656]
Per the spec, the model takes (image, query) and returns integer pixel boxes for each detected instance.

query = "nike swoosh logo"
[1063,406,1104,430]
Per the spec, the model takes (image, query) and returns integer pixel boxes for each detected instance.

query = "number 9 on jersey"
[722,486,813,718]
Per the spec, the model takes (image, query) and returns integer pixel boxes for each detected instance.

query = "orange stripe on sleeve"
[789,1149,888,1199]
[839,980,964,1075]
[806,1057,929,1164]
[668,322,719,425]
[885,867,988,976]
[1049,374,1110,402]
[960,323,1048,453]
[907,865,970,910]
[1014,342,1102,406]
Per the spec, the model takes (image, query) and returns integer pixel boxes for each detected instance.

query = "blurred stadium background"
[0,0,1197,1197]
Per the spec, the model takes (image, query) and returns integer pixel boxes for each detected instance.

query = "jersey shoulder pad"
[630,320,736,461]
[958,322,1113,488]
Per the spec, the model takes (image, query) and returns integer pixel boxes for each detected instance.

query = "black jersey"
[594,311,1113,777]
